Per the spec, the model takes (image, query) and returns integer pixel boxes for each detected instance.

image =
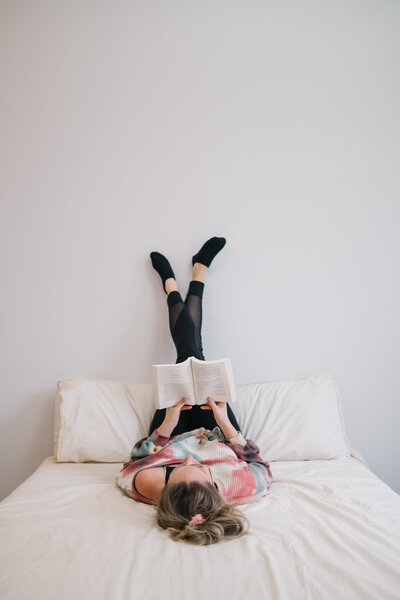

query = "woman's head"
[155,475,249,545]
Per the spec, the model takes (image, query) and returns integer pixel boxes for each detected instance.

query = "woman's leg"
[184,262,207,332]
[167,285,205,364]
[167,262,209,361]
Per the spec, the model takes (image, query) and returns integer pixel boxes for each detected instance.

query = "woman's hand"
[200,397,238,440]
[158,398,192,436]
[200,397,229,427]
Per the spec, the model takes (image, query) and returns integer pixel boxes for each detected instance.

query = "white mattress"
[1,455,399,600]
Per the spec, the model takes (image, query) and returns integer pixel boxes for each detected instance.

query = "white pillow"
[230,373,350,460]
[54,379,154,462]
[54,373,350,462]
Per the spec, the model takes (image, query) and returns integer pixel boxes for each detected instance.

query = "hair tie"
[189,513,205,526]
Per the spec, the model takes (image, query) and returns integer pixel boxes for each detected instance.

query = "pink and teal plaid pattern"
[117,426,272,505]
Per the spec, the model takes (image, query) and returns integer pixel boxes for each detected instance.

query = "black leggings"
[148,280,242,437]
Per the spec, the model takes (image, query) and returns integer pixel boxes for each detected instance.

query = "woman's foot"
[150,252,176,293]
[192,237,226,268]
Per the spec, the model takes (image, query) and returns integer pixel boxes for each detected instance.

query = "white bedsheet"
[0,455,399,600]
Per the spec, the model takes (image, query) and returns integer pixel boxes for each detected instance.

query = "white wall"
[1,0,399,501]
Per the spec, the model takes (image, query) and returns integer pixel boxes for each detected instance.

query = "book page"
[152,359,195,409]
[191,358,236,405]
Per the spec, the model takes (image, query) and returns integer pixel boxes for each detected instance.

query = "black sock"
[150,252,175,293]
[192,237,226,267]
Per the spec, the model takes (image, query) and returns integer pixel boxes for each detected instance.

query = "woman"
[117,237,272,545]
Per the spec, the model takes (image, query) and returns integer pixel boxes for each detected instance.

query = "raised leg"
[167,285,205,364]
[164,263,208,359]
[184,263,207,332]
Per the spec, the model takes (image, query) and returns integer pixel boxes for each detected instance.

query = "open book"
[152,357,236,410]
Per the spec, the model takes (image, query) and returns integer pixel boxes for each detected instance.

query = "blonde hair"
[155,481,249,545]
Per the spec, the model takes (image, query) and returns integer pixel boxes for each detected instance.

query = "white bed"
[1,375,399,600]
